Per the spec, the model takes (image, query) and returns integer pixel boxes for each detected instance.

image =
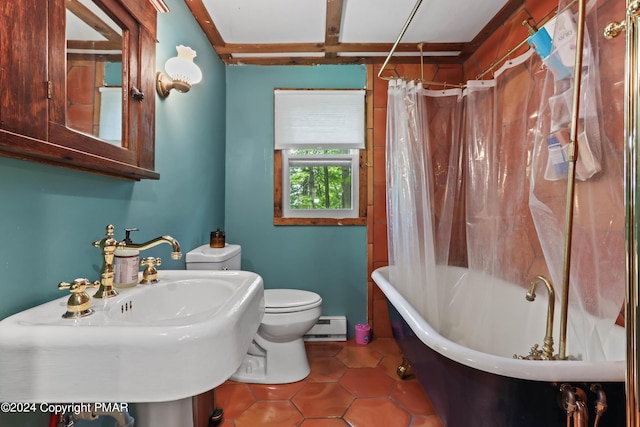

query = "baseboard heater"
[304,316,347,341]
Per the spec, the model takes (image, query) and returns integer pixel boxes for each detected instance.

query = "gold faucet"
[139,257,161,284]
[92,224,124,299]
[58,278,101,318]
[91,225,182,297]
[123,234,182,284]
[124,235,182,260]
[519,275,556,360]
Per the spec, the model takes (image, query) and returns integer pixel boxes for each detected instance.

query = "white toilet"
[186,244,322,384]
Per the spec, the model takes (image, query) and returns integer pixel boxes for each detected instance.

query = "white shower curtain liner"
[386,79,442,331]
[529,0,624,359]
[385,0,624,360]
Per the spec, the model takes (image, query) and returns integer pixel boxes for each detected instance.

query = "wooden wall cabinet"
[0,0,168,180]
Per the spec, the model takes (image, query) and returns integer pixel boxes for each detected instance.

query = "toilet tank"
[185,244,242,270]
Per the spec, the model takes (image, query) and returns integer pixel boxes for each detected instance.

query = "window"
[283,148,359,218]
[273,89,366,225]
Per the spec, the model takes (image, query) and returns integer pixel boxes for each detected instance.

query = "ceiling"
[185,0,525,66]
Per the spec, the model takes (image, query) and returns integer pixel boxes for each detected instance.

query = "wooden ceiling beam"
[217,43,324,54]
[216,42,465,55]
[324,0,343,59]
[329,42,465,53]
[67,0,121,44]
[225,54,462,66]
[184,0,524,67]
[67,40,122,50]
[183,0,231,61]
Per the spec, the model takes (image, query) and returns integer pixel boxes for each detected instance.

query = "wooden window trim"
[273,149,367,226]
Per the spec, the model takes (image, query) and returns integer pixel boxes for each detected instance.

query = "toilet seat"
[264,289,322,313]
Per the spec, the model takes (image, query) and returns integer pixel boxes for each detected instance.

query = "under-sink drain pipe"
[70,405,135,427]
[49,413,72,427]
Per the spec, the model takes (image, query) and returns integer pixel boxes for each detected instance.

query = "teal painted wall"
[1,5,369,425]
[224,65,368,336]
[0,0,225,425]
[104,62,122,86]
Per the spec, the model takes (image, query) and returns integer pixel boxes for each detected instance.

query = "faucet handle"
[140,257,161,285]
[58,278,100,292]
[58,278,100,319]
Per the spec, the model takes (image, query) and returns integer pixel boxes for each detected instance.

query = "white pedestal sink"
[0,270,264,426]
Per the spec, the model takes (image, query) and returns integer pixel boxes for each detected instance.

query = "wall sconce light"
[156,45,202,98]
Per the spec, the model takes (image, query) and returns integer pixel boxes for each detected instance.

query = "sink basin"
[0,270,264,403]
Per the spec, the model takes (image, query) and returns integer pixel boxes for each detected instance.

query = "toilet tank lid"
[186,244,241,263]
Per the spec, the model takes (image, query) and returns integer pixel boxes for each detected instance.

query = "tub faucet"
[526,275,556,360]
[515,275,556,360]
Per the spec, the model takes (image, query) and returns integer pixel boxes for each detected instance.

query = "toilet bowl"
[231,288,321,383]
[186,244,322,384]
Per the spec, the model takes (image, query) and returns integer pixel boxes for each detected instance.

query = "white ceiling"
[66,0,524,66]
[191,0,517,64]
[205,0,328,44]
[339,0,508,43]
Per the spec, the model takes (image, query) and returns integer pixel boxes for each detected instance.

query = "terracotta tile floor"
[215,338,445,427]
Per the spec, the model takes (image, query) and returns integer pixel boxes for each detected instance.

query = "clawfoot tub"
[372,265,625,427]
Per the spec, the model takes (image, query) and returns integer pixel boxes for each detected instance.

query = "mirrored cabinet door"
[0,0,166,180]
[65,0,125,146]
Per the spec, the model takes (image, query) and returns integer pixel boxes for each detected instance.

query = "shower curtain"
[528,0,625,359]
[385,0,625,359]
[386,80,463,331]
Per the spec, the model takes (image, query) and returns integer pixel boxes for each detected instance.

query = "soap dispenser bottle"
[114,228,140,288]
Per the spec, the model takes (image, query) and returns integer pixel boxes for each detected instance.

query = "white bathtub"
[372,265,626,426]
[372,265,625,382]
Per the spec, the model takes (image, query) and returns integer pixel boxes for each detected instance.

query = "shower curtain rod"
[476,0,577,79]
[377,0,423,80]
[377,0,577,88]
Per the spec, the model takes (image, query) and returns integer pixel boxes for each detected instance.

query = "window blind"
[274,89,365,150]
